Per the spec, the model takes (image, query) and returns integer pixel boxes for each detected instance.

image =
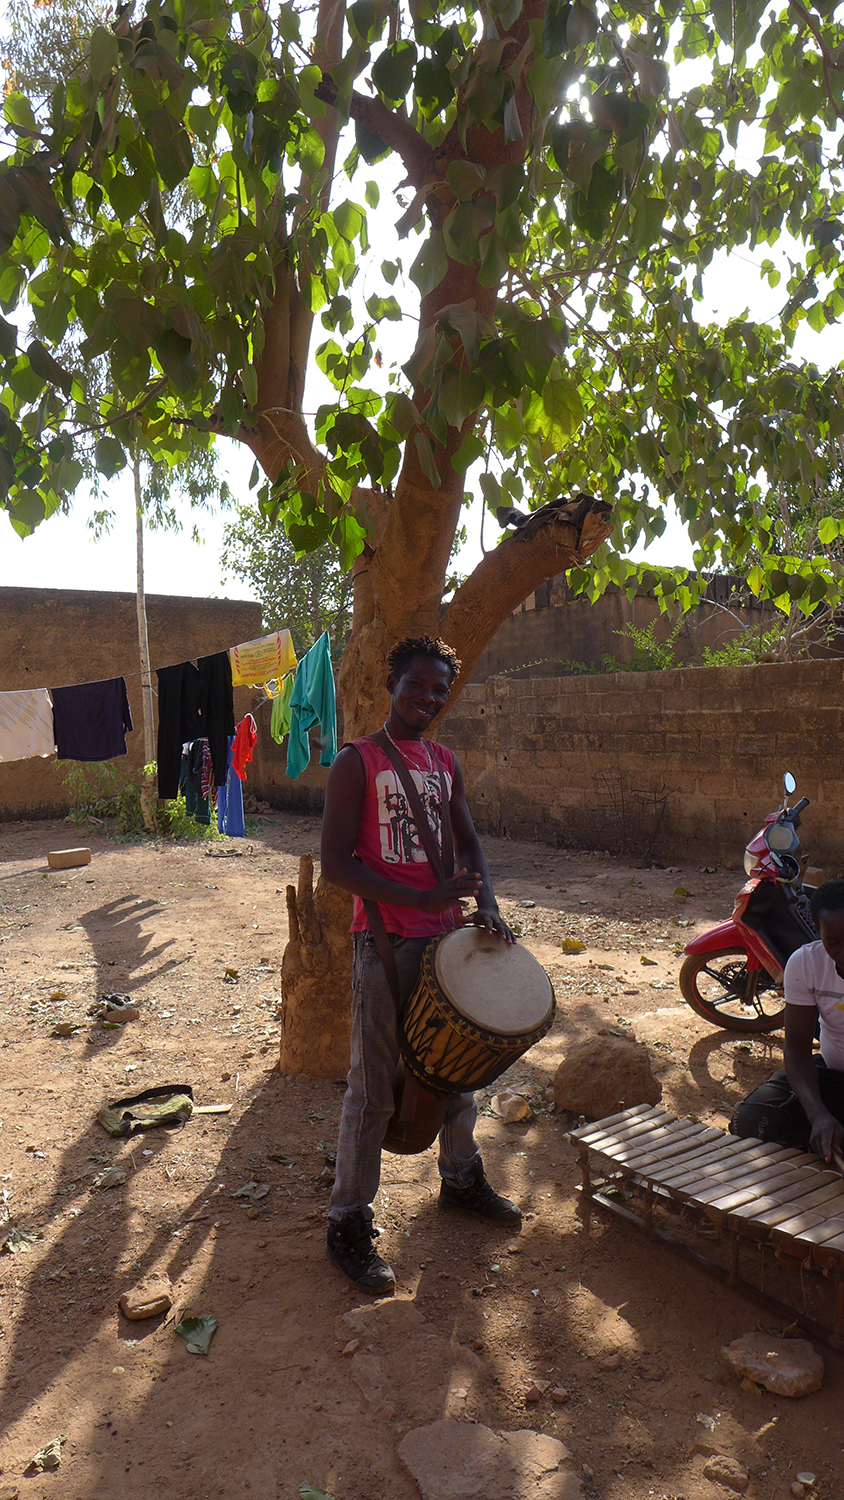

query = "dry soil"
[0,813,841,1500]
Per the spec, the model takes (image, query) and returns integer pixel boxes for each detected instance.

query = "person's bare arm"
[449,756,515,942]
[320,745,483,913]
[784,1002,844,1167]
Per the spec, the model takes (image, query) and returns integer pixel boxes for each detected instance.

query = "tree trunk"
[261,0,614,1077]
[279,854,354,1077]
[133,455,158,835]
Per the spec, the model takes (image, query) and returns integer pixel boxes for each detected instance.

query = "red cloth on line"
[231,714,257,782]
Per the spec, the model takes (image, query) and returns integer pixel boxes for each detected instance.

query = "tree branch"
[438,494,614,697]
[315,77,432,186]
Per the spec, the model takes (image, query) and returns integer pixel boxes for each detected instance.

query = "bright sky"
[0,102,838,605]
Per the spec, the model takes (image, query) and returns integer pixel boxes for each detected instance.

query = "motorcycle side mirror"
[784,772,796,796]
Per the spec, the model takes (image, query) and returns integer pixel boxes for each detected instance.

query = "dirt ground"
[0,812,841,1500]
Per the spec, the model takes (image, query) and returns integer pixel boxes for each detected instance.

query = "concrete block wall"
[445,659,844,867]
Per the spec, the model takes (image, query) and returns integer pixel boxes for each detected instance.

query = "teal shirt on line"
[285,631,337,780]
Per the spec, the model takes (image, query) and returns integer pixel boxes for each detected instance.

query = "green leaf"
[299,1485,336,1500]
[409,234,448,298]
[355,121,390,164]
[221,47,259,108]
[567,2,598,47]
[106,171,149,224]
[447,161,486,201]
[503,95,523,143]
[175,1315,218,1357]
[543,0,572,58]
[414,58,454,118]
[348,0,382,44]
[438,367,486,428]
[365,293,402,321]
[452,430,486,471]
[4,93,36,130]
[478,231,509,288]
[818,517,841,545]
[95,436,127,478]
[333,200,365,243]
[27,339,73,395]
[0,314,16,359]
[112,297,167,355]
[242,363,258,408]
[414,430,440,490]
[372,42,417,105]
[89,26,120,88]
[145,108,193,190]
[365,180,380,209]
[153,328,197,393]
[550,122,609,191]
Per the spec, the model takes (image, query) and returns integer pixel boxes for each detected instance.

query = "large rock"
[722,1334,824,1397]
[553,1030,661,1118]
[398,1420,582,1500]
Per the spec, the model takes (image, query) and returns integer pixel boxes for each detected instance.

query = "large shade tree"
[2,0,844,1065]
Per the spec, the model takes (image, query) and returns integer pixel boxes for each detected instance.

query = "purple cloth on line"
[51,677,133,761]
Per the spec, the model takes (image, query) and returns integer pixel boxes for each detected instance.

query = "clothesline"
[0,628,337,787]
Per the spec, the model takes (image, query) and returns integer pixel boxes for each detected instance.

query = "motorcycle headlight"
[744,849,761,877]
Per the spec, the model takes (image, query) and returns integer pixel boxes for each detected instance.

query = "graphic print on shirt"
[375,766,451,864]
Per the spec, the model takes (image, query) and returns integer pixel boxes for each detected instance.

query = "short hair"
[387,635,461,684]
[810,879,844,922]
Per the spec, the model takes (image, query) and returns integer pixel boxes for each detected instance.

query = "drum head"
[433,927,554,1036]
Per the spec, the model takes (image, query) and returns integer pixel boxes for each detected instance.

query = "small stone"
[740,1377,762,1395]
[550,1387,570,1404]
[471,1339,484,1352]
[722,1334,824,1397]
[524,1384,543,1404]
[118,1275,172,1321]
[796,1475,816,1487]
[597,1352,621,1372]
[246,1206,259,1220]
[342,1339,360,1357]
[702,1455,749,1494]
[791,1486,806,1499]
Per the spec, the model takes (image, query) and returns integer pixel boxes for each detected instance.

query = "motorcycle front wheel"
[679,948,785,1033]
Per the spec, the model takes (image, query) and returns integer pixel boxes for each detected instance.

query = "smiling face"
[385,654,453,739]
[818,909,844,972]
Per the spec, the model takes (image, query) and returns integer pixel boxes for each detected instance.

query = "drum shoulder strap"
[370,730,453,880]
[362,897,401,1005]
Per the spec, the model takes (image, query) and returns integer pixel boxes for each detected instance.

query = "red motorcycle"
[679,773,817,1033]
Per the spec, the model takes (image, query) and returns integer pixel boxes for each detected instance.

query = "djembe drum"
[383,927,555,1154]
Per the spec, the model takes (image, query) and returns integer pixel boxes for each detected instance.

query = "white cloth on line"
[0,688,56,763]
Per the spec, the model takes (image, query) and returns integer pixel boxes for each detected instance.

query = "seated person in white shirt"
[730,880,844,1168]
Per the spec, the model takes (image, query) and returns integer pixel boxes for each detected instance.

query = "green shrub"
[61,762,224,842]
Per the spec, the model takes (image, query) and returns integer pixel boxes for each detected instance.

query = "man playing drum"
[321,635,521,1293]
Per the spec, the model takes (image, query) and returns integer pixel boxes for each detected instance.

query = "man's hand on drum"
[416,868,483,913]
[468,905,517,944]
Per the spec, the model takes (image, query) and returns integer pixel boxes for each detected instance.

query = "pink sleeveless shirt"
[348,735,463,938]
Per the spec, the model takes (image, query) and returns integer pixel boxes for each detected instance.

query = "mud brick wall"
[445,659,844,868]
[0,587,261,820]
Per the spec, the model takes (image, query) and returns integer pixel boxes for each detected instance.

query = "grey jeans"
[329,932,480,1223]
